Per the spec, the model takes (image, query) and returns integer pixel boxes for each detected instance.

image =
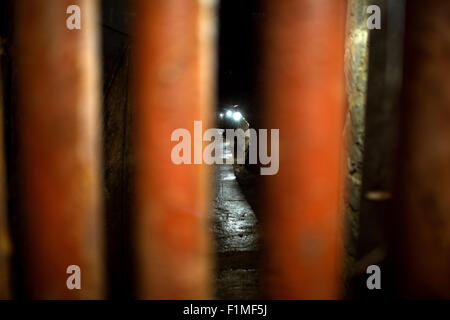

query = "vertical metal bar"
[395,0,450,298]
[15,0,104,299]
[260,0,347,299]
[0,50,11,300]
[133,0,216,299]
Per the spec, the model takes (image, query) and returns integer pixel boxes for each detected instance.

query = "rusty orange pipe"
[133,0,216,299]
[260,0,347,299]
[395,0,450,298]
[15,0,104,299]
[0,55,11,300]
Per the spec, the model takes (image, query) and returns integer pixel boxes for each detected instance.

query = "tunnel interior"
[1,0,449,300]
[0,0,403,299]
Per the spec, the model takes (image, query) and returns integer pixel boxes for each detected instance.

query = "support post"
[15,0,104,299]
[260,0,347,299]
[133,0,216,299]
[395,0,450,298]
[0,47,11,300]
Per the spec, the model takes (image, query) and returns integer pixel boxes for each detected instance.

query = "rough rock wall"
[343,0,370,285]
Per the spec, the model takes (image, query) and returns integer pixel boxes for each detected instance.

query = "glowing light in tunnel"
[233,112,242,121]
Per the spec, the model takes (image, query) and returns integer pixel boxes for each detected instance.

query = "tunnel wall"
[343,0,370,288]
[353,0,405,298]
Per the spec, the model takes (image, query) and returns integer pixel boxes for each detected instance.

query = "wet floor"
[212,132,260,299]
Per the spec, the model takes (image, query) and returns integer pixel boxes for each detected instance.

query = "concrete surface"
[212,134,259,299]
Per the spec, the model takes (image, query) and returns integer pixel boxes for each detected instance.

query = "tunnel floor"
[213,134,260,299]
